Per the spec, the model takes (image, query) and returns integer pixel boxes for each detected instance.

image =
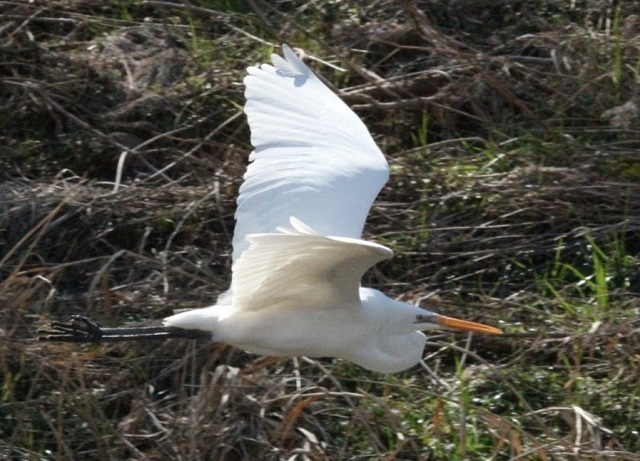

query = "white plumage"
[164,45,501,373]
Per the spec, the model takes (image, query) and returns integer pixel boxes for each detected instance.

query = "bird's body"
[42,45,501,373]
[168,286,425,373]
[163,45,501,373]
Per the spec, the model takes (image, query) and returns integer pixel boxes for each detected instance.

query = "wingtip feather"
[270,44,311,78]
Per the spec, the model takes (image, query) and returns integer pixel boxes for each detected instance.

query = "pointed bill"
[435,314,503,334]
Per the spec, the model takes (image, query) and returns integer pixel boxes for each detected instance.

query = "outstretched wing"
[231,218,393,312]
[235,45,389,263]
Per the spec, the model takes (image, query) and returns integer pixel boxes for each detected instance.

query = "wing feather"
[232,219,393,312]
[235,45,389,263]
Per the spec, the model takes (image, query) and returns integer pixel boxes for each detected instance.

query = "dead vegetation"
[1,0,640,459]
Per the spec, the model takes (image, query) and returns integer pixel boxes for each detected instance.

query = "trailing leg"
[38,315,211,343]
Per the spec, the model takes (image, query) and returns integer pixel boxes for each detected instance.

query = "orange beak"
[434,314,503,335]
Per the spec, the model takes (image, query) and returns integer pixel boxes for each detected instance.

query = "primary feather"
[235,44,389,263]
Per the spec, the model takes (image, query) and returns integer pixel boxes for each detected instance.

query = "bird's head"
[365,289,502,336]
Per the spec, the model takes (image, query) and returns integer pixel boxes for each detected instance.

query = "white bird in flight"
[41,45,502,373]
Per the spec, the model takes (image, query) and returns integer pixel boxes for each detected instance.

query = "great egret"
[41,45,502,373]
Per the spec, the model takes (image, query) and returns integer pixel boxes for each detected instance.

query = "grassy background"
[1,0,640,459]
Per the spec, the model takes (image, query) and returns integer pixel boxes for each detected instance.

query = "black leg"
[38,315,211,343]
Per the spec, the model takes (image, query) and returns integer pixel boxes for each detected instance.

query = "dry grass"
[2,0,640,459]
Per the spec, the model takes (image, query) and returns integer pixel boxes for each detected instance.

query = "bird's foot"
[39,315,104,342]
